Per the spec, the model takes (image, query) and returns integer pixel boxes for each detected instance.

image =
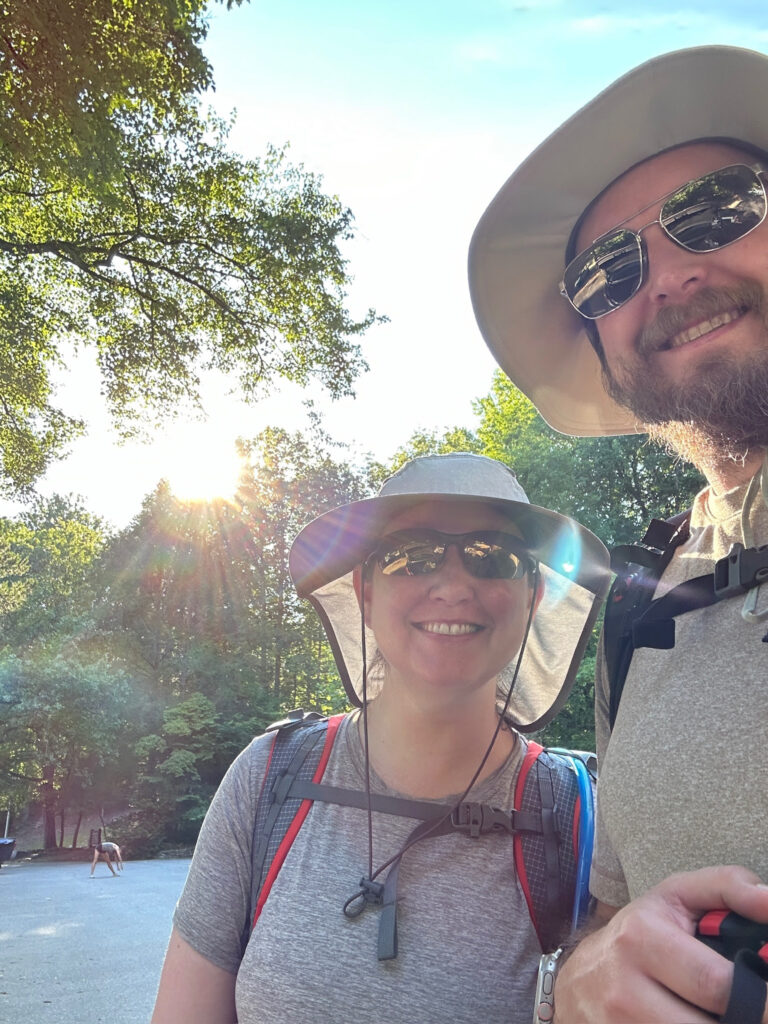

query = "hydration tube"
[549,748,595,932]
[568,754,595,931]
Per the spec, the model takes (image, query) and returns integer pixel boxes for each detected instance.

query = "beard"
[600,282,768,468]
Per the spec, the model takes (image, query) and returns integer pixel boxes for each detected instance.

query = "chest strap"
[290,779,548,836]
[630,541,768,651]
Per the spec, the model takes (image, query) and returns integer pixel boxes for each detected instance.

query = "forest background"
[0,0,705,854]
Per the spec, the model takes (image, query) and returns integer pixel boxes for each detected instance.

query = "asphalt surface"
[0,856,191,1024]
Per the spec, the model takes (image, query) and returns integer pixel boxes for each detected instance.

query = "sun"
[163,424,244,503]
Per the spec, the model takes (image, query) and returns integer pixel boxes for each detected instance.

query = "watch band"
[532,947,563,1024]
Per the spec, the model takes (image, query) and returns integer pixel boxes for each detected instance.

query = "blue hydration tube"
[566,753,595,931]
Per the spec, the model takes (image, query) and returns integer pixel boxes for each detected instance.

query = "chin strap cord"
[343,564,542,960]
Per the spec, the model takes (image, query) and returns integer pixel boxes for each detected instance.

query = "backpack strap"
[242,711,343,955]
[514,742,594,951]
[605,510,691,729]
[606,509,768,729]
[246,715,594,959]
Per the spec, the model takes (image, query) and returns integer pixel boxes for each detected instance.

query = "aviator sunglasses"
[560,163,768,320]
[370,528,534,580]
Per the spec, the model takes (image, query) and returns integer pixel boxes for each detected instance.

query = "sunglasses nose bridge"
[427,541,478,585]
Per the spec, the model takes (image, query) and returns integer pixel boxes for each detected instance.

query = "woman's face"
[361,499,538,712]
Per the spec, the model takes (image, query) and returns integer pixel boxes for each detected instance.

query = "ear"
[352,564,372,624]
[529,566,546,618]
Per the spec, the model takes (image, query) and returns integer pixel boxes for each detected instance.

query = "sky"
[9,0,768,528]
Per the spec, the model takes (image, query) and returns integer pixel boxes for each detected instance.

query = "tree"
[0,495,107,644]
[0,1,380,493]
[236,424,377,711]
[1,0,229,177]
[475,372,704,547]
[0,495,129,844]
[0,643,136,849]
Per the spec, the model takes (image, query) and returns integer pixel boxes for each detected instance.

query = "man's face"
[575,142,768,452]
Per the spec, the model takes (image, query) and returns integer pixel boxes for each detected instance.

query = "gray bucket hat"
[289,452,610,733]
[468,45,768,438]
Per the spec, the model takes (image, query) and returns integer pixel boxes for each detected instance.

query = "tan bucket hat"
[468,45,768,437]
[289,453,611,733]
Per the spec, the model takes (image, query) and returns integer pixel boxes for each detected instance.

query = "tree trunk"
[58,809,65,848]
[71,810,83,848]
[41,763,57,850]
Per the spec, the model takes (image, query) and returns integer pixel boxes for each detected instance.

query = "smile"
[417,622,482,635]
[663,306,746,350]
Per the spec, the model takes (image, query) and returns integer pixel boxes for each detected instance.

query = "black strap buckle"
[343,876,385,919]
[714,543,768,599]
[451,802,513,838]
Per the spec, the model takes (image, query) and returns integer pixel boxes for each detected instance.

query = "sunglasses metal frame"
[370,528,534,580]
[559,163,768,320]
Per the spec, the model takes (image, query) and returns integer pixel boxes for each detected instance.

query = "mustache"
[635,282,766,354]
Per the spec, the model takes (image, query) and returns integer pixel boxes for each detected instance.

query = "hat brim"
[468,45,768,437]
[290,491,608,597]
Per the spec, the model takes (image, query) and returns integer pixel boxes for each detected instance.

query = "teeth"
[667,309,742,349]
[419,622,480,635]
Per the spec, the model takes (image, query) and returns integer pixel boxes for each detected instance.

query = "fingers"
[655,866,768,924]
[609,900,733,1018]
[554,866,768,1024]
[555,923,716,1023]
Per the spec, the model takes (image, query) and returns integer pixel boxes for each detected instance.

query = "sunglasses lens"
[562,228,643,319]
[378,533,445,576]
[661,164,766,252]
[376,531,529,580]
[461,536,527,579]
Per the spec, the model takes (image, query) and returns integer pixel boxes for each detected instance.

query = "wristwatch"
[532,947,563,1024]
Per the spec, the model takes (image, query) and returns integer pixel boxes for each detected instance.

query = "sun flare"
[163,425,244,502]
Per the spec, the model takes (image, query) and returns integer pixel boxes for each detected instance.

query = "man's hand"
[554,866,768,1024]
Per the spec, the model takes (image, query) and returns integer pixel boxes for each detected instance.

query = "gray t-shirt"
[174,714,543,1023]
[591,478,768,906]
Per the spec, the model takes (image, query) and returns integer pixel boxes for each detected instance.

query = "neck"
[704,450,765,493]
[693,447,763,494]
[360,686,516,799]
[645,421,765,494]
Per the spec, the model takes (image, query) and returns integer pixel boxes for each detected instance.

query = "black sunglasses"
[560,163,768,320]
[370,528,534,580]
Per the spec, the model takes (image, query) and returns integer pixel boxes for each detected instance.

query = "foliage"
[235,424,377,709]
[0,642,136,848]
[0,0,379,493]
[384,427,482,475]
[0,424,376,850]
[131,692,221,847]
[0,0,238,178]
[475,371,705,547]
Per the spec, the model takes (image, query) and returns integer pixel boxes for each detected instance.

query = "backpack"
[604,510,768,728]
[242,709,595,961]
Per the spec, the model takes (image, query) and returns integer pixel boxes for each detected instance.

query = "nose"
[427,544,475,600]
[644,227,712,306]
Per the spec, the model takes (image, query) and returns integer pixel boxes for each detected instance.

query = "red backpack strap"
[514,742,588,951]
[251,713,344,929]
[513,740,544,943]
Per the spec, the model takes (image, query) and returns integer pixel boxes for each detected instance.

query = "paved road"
[0,856,191,1024]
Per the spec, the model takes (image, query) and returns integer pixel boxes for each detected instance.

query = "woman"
[152,452,610,1024]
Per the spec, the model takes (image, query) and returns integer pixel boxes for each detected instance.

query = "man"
[469,46,768,1023]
